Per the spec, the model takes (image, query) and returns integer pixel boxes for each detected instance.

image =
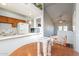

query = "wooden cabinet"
[0,16,8,23]
[0,16,26,27]
[8,18,16,24]
[8,18,17,27]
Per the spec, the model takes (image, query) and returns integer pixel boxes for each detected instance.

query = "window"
[58,26,63,31]
[63,26,68,31]
[58,26,68,31]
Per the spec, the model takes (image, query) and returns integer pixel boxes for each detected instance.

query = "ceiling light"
[59,20,63,23]
[29,20,32,24]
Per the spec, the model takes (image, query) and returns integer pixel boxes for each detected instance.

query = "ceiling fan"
[56,14,66,24]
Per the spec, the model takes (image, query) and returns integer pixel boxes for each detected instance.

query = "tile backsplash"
[0,23,17,35]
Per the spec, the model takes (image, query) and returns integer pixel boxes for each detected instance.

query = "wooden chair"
[38,37,52,56]
[50,35,67,46]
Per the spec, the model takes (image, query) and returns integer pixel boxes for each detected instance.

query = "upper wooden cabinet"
[0,16,26,27]
[0,16,8,23]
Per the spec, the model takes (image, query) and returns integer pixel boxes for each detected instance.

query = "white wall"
[44,12,54,37]
[73,3,79,52]
[72,4,76,49]
[57,31,74,44]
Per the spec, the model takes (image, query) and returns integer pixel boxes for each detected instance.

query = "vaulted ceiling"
[44,3,74,25]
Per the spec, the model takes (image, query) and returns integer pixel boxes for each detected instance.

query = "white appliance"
[17,22,29,34]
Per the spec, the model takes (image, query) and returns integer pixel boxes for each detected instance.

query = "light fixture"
[56,14,64,24]
[59,20,63,24]
[1,3,7,5]
[29,20,32,25]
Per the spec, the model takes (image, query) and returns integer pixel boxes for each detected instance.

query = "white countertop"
[0,33,41,40]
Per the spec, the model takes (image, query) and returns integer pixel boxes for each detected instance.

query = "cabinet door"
[8,18,16,24]
[0,16,26,27]
[0,16,8,23]
[8,18,17,27]
[17,19,26,23]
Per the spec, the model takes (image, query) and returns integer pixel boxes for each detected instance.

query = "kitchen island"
[0,33,43,56]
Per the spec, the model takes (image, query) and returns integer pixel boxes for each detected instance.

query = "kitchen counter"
[0,33,42,40]
[0,33,43,56]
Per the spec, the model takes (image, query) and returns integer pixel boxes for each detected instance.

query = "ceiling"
[44,3,74,25]
[0,3,42,18]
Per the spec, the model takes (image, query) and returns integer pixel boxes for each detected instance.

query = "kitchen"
[0,3,79,56]
[0,3,45,56]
